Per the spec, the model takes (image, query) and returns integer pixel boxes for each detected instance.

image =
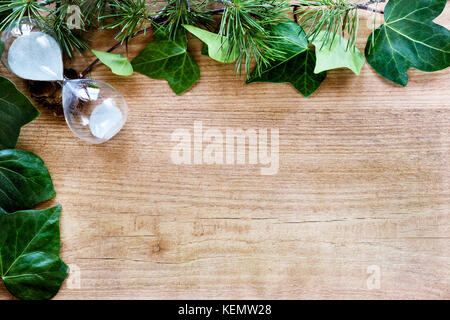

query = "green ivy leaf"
[92,50,133,76]
[0,77,66,300]
[132,29,200,95]
[247,22,326,97]
[269,21,309,58]
[0,40,4,57]
[365,0,450,86]
[0,76,40,149]
[201,43,209,56]
[0,205,69,300]
[0,149,56,213]
[248,50,326,97]
[312,31,365,75]
[183,25,238,63]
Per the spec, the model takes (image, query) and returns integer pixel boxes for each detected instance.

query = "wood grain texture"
[0,8,449,300]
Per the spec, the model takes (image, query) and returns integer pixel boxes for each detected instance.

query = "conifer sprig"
[218,0,290,76]
[101,0,152,42]
[295,0,385,48]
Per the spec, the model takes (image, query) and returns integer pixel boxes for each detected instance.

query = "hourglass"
[1,18,128,144]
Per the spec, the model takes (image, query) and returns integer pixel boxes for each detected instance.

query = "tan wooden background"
[0,7,449,299]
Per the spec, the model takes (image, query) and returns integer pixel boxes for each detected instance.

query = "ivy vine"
[0,0,448,96]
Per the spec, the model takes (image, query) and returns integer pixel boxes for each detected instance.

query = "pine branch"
[295,0,385,47]
[216,0,291,76]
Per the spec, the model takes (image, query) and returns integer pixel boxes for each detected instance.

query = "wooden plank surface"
[0,8,449,299]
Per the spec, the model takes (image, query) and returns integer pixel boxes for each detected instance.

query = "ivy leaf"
[248,50,326,97]
[0,40,4,57]
[183,25,238,63]
[0,78,66,300]
[0,76,40,149]
[92,50,133,76]
[269,21,309,58]
[247,22,326,97]
[312,31,365,75]
[365,0,450,86]
[0,149,56,213]
[0,205,69,300]
[201,43,209,56]
[132,29,200,95]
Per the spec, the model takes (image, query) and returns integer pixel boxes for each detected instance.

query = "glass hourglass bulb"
[1,17,128,144]
[1,18,64,81]
[62,79,128,144]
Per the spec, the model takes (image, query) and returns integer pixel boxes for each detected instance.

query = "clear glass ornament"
[62,79,128,144]
[1,18,128,144]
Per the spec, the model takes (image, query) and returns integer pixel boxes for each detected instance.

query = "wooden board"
[0,9,449,299]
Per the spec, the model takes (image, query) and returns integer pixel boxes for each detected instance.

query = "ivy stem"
[80,40,129,78]
[293,1,385,14]
[356,0,386,14]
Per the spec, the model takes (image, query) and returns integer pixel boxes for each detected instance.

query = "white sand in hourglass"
[89,99,124,140]
[7,32,64,81]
